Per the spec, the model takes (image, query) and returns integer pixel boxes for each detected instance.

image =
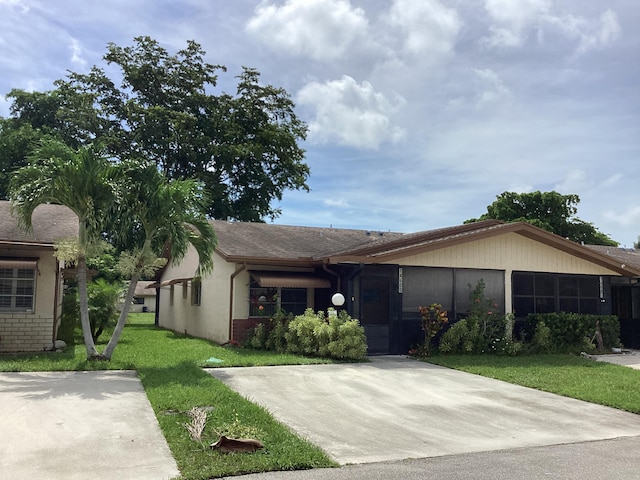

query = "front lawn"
[0,314,337,479]
[426,354,640,414]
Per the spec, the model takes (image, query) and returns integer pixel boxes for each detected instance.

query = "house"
[0,201,78,353]
[154,219,640,354]
[585,245,640,349]
[131,280,156,313]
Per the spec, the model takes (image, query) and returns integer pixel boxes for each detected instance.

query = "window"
[0,267,36,311]
[191,279,202,306]
[182,281,188,299]
[133,297,145,305]
[249,278,307,316]
[512,272,600,318]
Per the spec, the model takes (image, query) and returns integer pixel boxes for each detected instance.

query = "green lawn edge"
[424,354,640,414]
[0,314,338,479]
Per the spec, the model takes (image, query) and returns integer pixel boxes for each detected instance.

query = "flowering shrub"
[439,280,521,355]
[416,303,449,356]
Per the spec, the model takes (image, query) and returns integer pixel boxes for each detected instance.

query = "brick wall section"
[0,314,53,353]
[232,318,264,344]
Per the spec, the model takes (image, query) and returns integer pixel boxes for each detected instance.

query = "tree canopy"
[1,36,309,221]
[465,191,618,246]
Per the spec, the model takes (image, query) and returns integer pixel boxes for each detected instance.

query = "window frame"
[512,272,601,318]
[191,279,202,306]
[249,277,307,317]
[0,267,36,312]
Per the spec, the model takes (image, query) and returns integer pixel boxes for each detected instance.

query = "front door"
[612,286,640,349]
[361,276,390,354]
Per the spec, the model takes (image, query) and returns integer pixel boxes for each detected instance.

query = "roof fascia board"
[367,222,639,277]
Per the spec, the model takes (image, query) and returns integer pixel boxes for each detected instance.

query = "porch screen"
[402,267,454,314]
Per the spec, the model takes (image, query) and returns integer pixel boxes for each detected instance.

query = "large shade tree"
[1,36,309,221]
[465,191,618,246]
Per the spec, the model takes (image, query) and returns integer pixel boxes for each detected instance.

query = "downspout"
[347,263,365,315]
[52,259,60,345]
[322,263,340,292]
[228,263,247,341]
[154,287,160,327]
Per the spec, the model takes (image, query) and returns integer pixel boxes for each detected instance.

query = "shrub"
[247,322,268,350]
[88,279,123,342]
[283,308,367,360]
[286,309,324,355]
[57,284,79,345]
[523,313,620,352]
[265,310,292,353]
[438,318,482,354]
[438,280,518,355]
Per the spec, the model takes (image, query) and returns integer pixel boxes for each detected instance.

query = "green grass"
[0,314,337,479]
[426,354,640,414]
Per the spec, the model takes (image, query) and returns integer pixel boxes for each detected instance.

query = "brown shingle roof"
[211,220,404,264]
[0,201,78,245]
[585,245,640,271]
[210,218,640,276]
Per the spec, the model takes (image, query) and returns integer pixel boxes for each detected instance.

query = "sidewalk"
[0,370,179,480]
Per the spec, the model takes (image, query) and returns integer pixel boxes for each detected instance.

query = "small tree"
[417,304,449,356]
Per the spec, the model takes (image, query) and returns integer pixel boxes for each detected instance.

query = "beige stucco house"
[0,201,77,353]
[154,219,640,354]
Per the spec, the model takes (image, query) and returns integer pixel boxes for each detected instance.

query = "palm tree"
[9,139,115,359]
[100,161,216,359]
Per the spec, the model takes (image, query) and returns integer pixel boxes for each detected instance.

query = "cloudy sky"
[1,0,639,245]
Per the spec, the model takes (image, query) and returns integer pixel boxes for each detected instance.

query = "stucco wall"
[158,248,235,344]
[0,249,58,353]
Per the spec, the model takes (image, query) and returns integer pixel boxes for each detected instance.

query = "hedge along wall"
[523,313,620,351]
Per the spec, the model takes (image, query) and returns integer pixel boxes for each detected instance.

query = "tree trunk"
[101,272,139,360]
[76,255,99,359]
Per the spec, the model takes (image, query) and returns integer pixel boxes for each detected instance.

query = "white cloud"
[245,0,369,61]
[554,169,590,193]
[69,37,86,67]
[298,75,405,149]
[0,0,29,12]
[481,1,621,54]
[481,0,550,48]
[474,68,511,105]
[604,206,640,227]
[386,0,461,57]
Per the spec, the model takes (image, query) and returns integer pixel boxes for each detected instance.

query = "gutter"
[322,263,340,292]
[228,263,247,341]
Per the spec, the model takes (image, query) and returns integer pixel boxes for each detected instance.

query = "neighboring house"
[131,280,156,313]
[0,201,78,353]
[154,219,640,354]
[585,245,640,349]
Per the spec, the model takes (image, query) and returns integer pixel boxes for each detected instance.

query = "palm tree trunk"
[76,255,99,359]
[102,272,139,360]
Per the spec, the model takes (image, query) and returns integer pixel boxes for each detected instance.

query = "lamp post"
[331,292,345,316]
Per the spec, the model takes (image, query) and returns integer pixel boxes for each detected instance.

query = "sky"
[1,0,639,245]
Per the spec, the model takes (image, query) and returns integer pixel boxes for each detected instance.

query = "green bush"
[281,309,367,360]
[438,280,518,355]
[439,319,478,354]
[523,313,620,352]
[286,309,324,355]
[247,322,268,349]
[57,284,79,345]
[265,310,293,353]
[88,279,123,342]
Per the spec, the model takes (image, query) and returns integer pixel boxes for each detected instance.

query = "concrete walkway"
[209,356,640,465]
[0,371,179,480]
[594,349,640,369]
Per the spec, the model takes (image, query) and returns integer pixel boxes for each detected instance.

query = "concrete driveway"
[0,371,179,480]
[209,356,640,465]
